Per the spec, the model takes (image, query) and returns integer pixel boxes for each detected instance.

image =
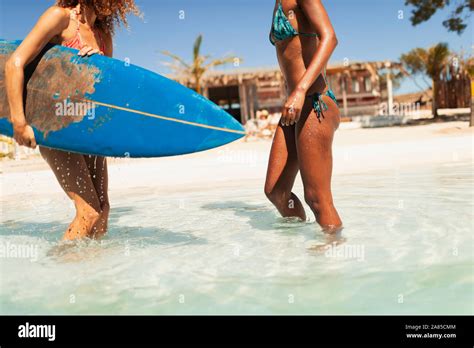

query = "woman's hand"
[281,90,306,126]
[78,45,103,57]
[13,122,37,149]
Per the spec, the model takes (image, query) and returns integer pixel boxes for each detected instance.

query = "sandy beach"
[1,121,472,197]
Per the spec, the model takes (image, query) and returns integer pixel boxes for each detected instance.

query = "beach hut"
[174,61,402,124]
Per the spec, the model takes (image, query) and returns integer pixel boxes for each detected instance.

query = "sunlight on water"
[0,161,473,314]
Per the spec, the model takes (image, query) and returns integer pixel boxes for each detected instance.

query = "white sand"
[1,121,472,197]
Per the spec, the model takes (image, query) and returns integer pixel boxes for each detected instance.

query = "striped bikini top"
[62,8,105,53]
[270,0,319,46]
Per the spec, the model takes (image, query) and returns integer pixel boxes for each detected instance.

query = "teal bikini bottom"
[310,89,338,121]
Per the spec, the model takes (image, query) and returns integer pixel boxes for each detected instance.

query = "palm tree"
[400,43,450,118]
[456,54,474,126]
[161,35,240,95]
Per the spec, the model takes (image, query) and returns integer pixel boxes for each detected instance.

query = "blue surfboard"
[0,40,245,158]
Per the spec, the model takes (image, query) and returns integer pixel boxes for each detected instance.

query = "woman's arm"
[281,0,338,126]
[5,6,69,148]
[296,0,338,93]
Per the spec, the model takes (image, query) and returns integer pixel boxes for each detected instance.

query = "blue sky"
[0,0,471,94]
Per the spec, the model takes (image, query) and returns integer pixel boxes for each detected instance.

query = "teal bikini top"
[270,0,319,46]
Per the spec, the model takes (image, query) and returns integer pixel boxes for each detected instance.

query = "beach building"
[174,61,405,124]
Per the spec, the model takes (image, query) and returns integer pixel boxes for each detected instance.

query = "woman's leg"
[264,123,306,220]
[296,96,342,232]
[83,155,110,238]
[39,147,102,240]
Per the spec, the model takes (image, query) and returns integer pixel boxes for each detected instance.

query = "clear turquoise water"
[1,161,473,314]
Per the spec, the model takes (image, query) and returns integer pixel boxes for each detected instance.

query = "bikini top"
[62,7,105,53]
[270,0,319,46]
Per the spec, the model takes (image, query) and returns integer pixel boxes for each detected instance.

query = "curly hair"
[56,0,140,35]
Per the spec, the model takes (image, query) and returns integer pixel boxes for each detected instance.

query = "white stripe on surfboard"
[25,87,246,135]
[86,99,246,135]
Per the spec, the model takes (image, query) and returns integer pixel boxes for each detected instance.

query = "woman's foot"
[265,191,307,220]
[321,224,344,234]
[62,208,100,241]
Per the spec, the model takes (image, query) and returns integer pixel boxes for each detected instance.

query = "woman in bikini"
[5,0,139,240]
[264,0,342,232]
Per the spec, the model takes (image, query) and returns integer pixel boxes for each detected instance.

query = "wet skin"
[5,5,113,240]
[264,0,343,232]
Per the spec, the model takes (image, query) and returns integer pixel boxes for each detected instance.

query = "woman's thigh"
[296,96,340,200]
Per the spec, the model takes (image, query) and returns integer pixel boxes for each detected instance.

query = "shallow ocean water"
[0,161,473,314]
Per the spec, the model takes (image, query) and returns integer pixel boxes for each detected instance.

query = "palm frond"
[426,43,450,78]
[160,50,190,69]
[204,56,238,69]
[159,35,244,94]
[193,35,203,61]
